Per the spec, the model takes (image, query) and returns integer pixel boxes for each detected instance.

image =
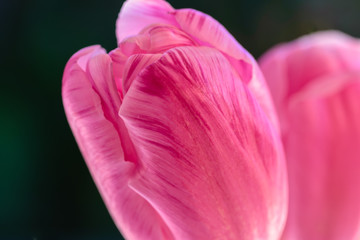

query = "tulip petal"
[62,46,174,240]
[259,31,360,115]
[139,24,198,53]
[174,9,249,60]
[116,0,176,44]
[174,9,279,132]
[282,73,360,240]
[119,46,287,240]
[117,24,197,55]
[173,8,254,85]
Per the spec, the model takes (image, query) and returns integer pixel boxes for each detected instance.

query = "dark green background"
[1,0,359,239]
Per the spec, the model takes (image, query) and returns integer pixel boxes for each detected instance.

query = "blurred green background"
[1,0,359,239]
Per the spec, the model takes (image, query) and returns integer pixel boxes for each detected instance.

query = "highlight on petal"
[117,24,197,55]
[62,46,174,240]
[118,46,287,240]
[116,0,176,44]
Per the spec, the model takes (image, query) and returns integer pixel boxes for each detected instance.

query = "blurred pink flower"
[62,0,287,239]
[260,31,360,240]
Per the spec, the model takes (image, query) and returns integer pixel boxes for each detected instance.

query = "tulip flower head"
[62,0,287,239]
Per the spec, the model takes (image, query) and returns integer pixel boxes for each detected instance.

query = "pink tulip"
[62,0,287,239]
[259,31,360,240]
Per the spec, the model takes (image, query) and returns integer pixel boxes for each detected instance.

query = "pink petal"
[138,24,198,53]
[116,0,176,44]
[259,31,360,117]
[119,46,287,240]
[62,46,174,240]
[282,73,360,240]
[173,9,279,132]
[117,24,197,55]
[173,9,249,60]
[259,31,360,240]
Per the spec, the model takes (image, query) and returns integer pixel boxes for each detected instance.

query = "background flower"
[260,31,360,240]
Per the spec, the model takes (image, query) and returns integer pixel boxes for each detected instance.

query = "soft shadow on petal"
[62,46,174,240]
[119,46,287,240]
[122,53,162,94]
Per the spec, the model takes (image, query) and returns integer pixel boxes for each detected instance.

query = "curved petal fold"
[119,46,287,240]
[121,53,162,95]
[62,46,174,240]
